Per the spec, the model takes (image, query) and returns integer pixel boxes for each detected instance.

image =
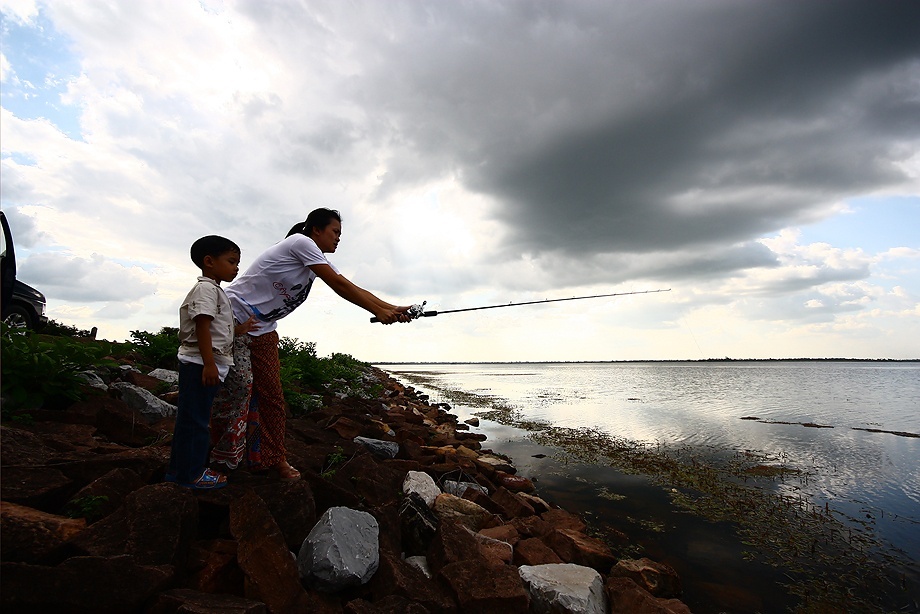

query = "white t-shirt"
[177,276,234,380]
[225,234,340,336]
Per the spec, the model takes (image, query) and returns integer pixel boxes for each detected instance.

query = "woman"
[209,208,411,478]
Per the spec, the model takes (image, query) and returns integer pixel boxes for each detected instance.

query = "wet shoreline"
[384,367,920,613]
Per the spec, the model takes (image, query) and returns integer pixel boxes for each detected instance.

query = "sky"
[1,0,918,362]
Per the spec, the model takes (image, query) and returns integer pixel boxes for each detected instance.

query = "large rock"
[545,529,617,572]
[432,493,492,531]
[298,506,380,591]
[605,577,692,614]
[0,465,74,511]
[111,382,177,421]
[0,501,86,564]
[64,467,146,523]
[70,483,198,571]
[251,478,317,551]
[367,551,457,613]
[230,490,311,611]
[354,436,400,459]
[611,557,683,598]
[147,368,179,383]
[439,558,530,614]
[403,470,441,506]
[147,588,266,614]
[519,563,608,614]
[0,555,173,613]
[514,537,564,566]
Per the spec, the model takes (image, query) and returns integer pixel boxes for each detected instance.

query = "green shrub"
[276,338,373,414]
[129,327,180,369]
[1,324,117,411]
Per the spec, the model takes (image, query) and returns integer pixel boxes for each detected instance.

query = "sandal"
[181,468,228,490]
[277,461,301,480]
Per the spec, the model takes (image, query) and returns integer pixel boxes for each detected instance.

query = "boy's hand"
[201,363,220,387]
[235,315,258,336]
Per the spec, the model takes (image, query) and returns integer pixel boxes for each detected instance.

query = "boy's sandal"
[277,462,301,480]
[181,468,228,490]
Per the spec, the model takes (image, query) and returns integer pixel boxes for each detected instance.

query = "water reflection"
[383,361,920,562]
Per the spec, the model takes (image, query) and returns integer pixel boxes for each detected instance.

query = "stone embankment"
[1,363,692,613]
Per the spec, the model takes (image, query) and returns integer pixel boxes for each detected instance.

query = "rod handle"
[369,311,438,323]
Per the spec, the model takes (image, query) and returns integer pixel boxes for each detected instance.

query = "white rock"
[402,470,441,507]
[111,382,176,421]
[147,368,179,383]
[354,436,399,459]
[298,507,379,591]
[403,555,431,578]
[519,563,608,614]
[76,371,107,390]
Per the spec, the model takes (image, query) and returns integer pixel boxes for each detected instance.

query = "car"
[1,210,48,330]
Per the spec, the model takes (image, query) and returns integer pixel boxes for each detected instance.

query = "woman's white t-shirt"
[225,235,339,336]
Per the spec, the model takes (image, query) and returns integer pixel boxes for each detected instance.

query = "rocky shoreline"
[1,362,692,613]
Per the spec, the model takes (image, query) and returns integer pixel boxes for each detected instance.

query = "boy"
[167,235,252,489]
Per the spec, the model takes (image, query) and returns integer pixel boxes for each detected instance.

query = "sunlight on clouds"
[0,0,38,25]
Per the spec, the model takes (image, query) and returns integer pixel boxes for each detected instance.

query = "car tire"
[3,304,34,330]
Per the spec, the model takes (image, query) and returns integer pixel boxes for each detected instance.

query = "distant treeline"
[375,358,920,365]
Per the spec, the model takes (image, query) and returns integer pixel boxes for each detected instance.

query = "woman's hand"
[374,305,413,324]
[235,315,258,336]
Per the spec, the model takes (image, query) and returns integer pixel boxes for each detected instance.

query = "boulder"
[545,529,617,572]
[354,436,400,459]
[432,493,492,531]
[230,490,311,611]
[439,558,530,613]
[147,588,266,614]
[147,368,179,383]
[519,563,608,614]
[367,551,457,613]
[0,501,86,564]
[251,478,317,551]
[493,471,535,493]
[64,467,146,523]
[110,382,177,422]
[443,480,488,497]
[298,506,380,591]
[402,470,441,506]
[0,555,173,613]
[492,487,536,518]
[605,577,692,614]
[514,537,564,566]
[611,557,682,598]
[70,483,198,571]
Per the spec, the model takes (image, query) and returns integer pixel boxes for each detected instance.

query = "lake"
[379,361,920,612]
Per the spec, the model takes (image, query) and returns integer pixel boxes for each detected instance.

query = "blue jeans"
[168,361,220,484]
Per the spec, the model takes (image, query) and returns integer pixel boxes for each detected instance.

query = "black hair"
[286,208,342,238]
[190,235,240,268]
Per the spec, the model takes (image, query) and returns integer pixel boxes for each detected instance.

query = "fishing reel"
[406,301,428,319]
[370,301,432,323]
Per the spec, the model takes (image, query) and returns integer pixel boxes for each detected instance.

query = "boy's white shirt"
[225,235,339,336]
[177,276,234,381]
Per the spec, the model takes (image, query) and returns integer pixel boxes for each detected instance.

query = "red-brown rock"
[0,555,173,613]
[0,501,86,564]
[367,551,457,613]
[611,557,683,598]
[541,508,588,533]
[492,486,536,518]
[439,558,530,613]
[147,588,267,614]
[605,577,692,614]
[545,528,617,571]
[229,490,311,611]
[513,537,564,566]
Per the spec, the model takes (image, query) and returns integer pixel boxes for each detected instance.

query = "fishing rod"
[370,288,671,322]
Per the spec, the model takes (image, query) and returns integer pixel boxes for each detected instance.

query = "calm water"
[381,361,920,565]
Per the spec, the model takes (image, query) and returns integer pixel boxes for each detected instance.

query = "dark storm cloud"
[342,0,920,262]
